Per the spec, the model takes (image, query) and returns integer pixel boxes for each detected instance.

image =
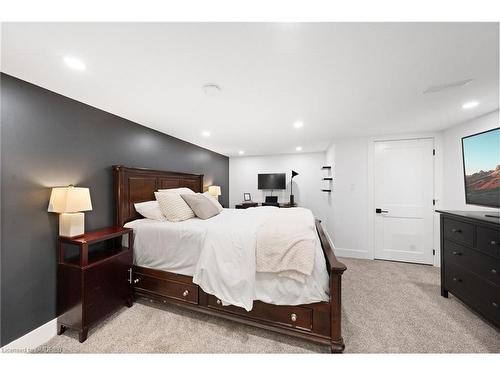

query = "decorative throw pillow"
[154,191,195,222]
[134,200,164,221]
[202,192,224,213]
[157,187,195,195]
[181,194,220,220]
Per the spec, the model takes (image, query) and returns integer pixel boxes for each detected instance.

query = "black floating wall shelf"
[321,189,332,192]
[322,177,333,181]
[321,166,332,169]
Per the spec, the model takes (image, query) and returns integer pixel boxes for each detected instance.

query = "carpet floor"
[37,258,500,353]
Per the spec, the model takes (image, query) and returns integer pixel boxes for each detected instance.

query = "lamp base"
[59,212,85,238]
[289,194,295,206]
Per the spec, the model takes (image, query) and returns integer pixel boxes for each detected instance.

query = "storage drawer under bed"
[133,271,199,304]
[206,295,313,331]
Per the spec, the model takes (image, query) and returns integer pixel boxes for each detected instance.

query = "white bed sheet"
[125,208,329,309]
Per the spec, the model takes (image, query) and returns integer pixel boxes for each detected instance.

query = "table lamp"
[208,185,222,201]
[48,185,92,238]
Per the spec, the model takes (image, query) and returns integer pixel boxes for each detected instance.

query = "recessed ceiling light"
[202,83,221,96]
[238,150,245,155]
[462,101,479,109]
[296,146,302,151]
[63,55,86,71]
[293,121,304,129]
[201,131,211,137]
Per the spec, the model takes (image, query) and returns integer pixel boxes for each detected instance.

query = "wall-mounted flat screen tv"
[258,173,286,190]
[462,127,500,208]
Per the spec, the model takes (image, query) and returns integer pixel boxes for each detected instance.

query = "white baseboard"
[334,247,372,260]
[1,318,57,353]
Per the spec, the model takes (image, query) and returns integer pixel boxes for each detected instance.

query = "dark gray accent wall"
[0,73,229,346]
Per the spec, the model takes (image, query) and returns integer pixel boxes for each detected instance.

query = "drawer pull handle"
[290,313,297,322]
[451,228,462,233]
[491,269,498,274]
[492,302,498,308]
[491,240,499,246]
[452,277,462,283]
[133,278,140,284]
[216,299,221,305]
[452,251,462,256]
[182,290,189,297]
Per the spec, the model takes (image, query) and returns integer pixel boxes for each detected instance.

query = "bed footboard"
[315,219,347,353]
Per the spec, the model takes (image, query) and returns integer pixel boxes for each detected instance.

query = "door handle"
[375,208,389,214]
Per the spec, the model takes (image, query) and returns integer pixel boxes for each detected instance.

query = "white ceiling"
[1,23,498,156]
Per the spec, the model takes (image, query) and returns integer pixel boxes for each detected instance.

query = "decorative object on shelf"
[289,170,299,205]
[48,185,92,238]
[208,185,222,201]
[244,192,252,201]
[322,165,333,193]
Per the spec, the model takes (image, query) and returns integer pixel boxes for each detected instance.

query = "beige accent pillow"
[202,192,224,213]
[157,187,195,195]
[154,191,195,222]
[181,194,220,220]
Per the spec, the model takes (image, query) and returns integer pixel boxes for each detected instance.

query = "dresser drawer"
[443,218,474,246]
[476,226,500,258]
[134,273,198,304]
[207,295,313,331]
[445,263,499,318]
[443,240,499,286]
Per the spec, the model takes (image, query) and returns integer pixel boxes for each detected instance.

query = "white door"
[374,138,434,265]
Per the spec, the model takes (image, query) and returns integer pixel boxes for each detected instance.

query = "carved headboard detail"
[113,165,204,226]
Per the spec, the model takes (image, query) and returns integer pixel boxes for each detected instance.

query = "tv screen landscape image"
[462,127,500,208]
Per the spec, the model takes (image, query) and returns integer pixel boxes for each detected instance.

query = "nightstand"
[56,226,133,342]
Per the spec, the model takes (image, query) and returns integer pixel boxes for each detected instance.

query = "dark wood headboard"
[113,165,204,226]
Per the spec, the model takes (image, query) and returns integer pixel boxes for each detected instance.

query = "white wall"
[442,110,499,212]
[229,152,329,222]
[325,138,370,259]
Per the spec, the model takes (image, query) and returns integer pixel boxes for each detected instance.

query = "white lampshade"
[48,186,92,213]
[208,185,221,196]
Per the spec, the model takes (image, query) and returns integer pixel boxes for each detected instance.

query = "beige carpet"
[36,258,500,353]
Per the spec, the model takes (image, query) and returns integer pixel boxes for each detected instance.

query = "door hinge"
[433,199,436,206]
[433,249,436,256]
[432,149,435,155]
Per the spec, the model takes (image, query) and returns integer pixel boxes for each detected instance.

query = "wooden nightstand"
[56,226,133,342]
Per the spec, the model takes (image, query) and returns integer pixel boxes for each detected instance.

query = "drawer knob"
[491,240,499,246]
[491,269,498,274]
[133,278,140,284]
[452,251,462,256]
[452,277,462,283]
[492,302,498,308]
[182,290,189,297]
[290,313,297,322]
[216,299,221,305]
[451,228,462,233]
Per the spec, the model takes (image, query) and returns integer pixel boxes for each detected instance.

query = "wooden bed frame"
[113,165,346,353]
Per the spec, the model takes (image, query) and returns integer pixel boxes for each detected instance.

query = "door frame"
[367,134,442,267]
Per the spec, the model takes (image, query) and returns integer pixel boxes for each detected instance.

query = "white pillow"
[203,192,224,213]
[154,191,195,222]
[134,201,164,221]
[157,187,195,195]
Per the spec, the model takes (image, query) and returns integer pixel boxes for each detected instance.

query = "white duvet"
[125,207,329,311]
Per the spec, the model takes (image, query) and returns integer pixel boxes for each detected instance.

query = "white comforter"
[125,207,329,311]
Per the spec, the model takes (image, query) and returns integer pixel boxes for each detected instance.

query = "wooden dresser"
[437,210,499,328]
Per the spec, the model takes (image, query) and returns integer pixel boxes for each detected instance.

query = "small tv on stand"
[462,127,500,218]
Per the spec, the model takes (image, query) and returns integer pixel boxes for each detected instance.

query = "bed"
[114,165,346,353]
